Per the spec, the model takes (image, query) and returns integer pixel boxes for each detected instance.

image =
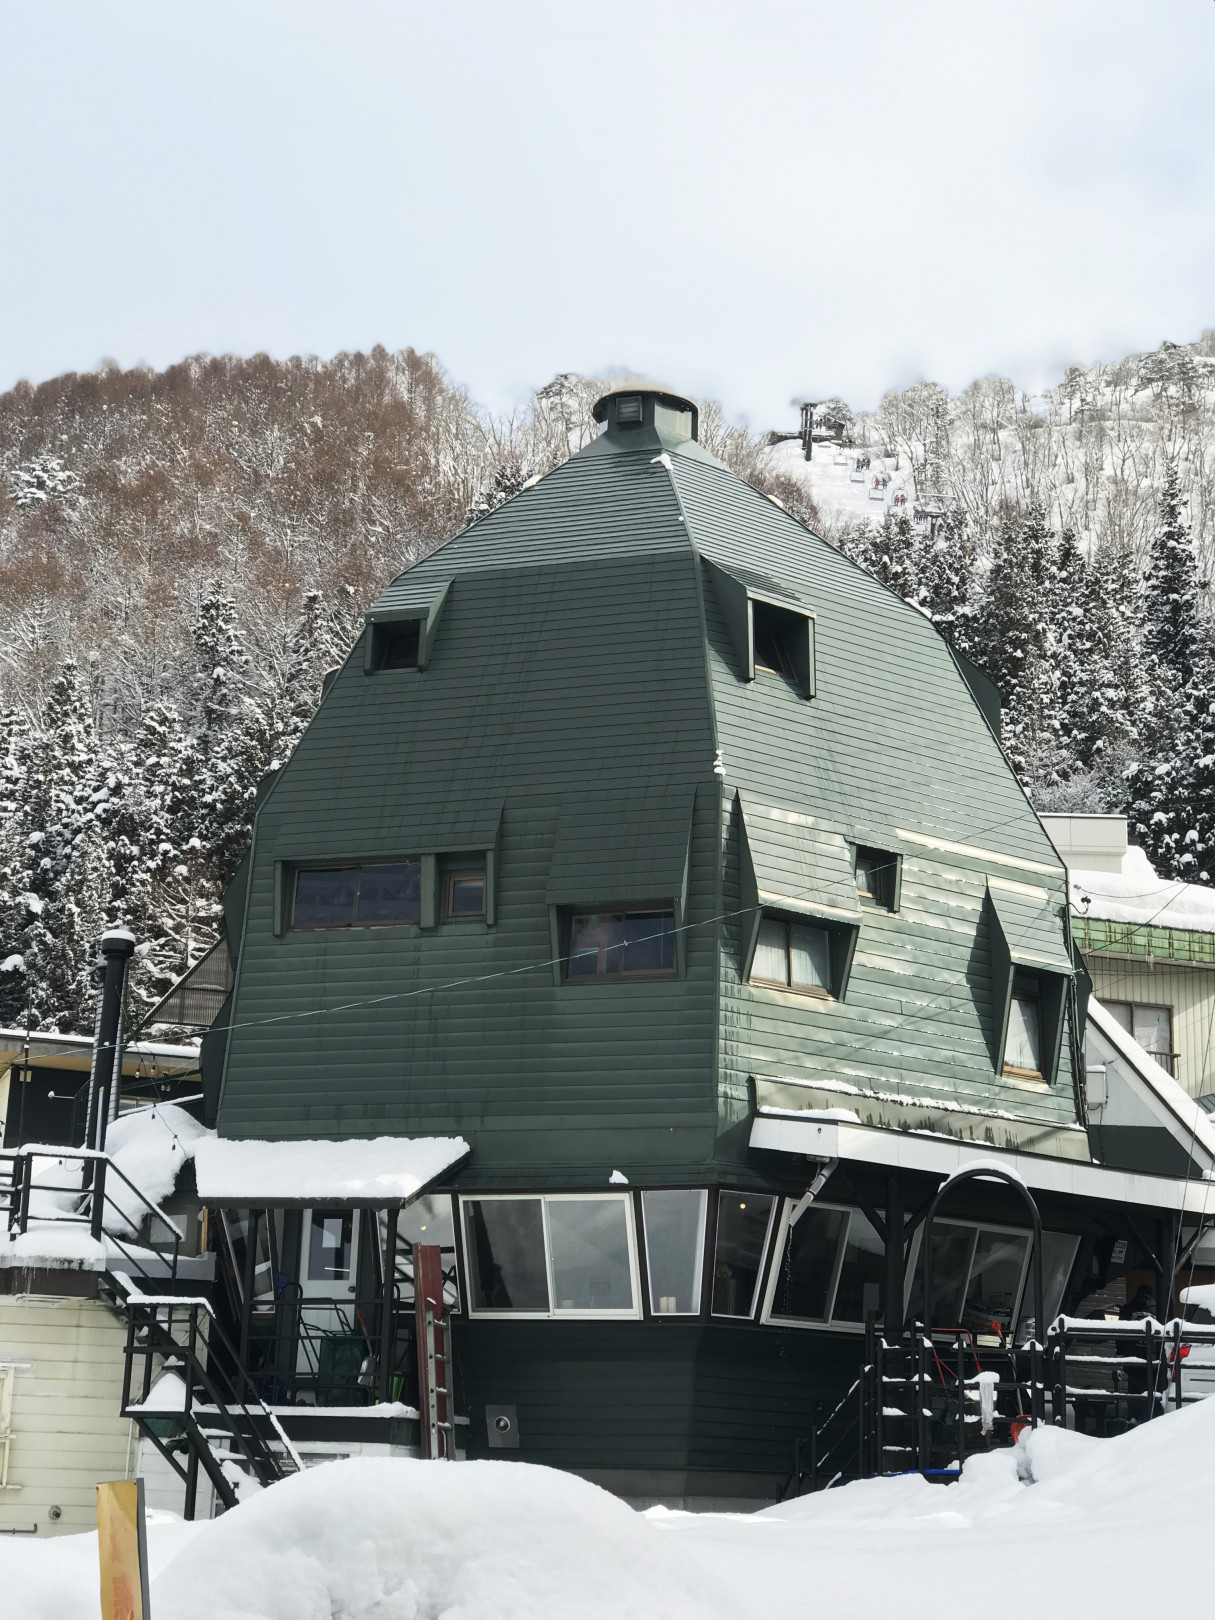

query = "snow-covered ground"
[7,1395,1214,1619]
[768,437,913,525]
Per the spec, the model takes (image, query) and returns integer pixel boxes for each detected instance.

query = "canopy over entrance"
[193,1134,470,1207]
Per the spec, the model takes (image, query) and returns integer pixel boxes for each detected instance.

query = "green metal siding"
[217,433,1082,1181]
[220,546,722,1179]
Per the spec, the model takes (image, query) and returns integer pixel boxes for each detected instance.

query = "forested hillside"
[1,334,1211,1036]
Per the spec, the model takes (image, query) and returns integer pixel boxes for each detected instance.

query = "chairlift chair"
[850,464,866,483]
[868,476,887,502]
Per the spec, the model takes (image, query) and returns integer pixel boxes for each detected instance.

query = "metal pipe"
[884,1173,905,1342]
[85,928,136,1154]
[379,1206,398,1404]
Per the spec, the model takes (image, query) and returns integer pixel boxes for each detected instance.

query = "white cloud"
[1,0,1211,423]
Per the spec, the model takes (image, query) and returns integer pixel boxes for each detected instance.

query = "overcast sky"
[3,1,1214,425]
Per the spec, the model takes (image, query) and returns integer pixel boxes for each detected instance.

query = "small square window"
[855,846,897,910]
[446,871,486,919]
[379,620,421,670]
[749,598,814,697]
[615,394,643,424]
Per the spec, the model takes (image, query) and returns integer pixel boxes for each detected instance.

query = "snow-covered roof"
[192,1134,470,1203]
[1069,844,1215,936]
[0,1026,202,1062]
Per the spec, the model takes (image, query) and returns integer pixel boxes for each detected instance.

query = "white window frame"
[640,1188,709,1318]
[459,1192,641,1321]
[760,1199,876,1334]
[709,1189,780,1320]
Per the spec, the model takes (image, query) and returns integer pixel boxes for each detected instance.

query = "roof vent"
[591,386,699,444]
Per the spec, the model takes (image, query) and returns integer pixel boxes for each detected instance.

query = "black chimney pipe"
[84,927,136,1153]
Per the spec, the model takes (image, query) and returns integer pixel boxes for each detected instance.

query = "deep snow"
[6,1395,1215,1619]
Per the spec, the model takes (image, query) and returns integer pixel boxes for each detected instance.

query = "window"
[445,870,486,919]
[711,1192,777,1318]
[379,620,420,670]
[567,911,675,978]
[751,599,810,691]
[909,1219,1075,1344]
[291,861,421,929]
[307,1209,355,1283]
[461,1195,638,1317]
[854,846,898,910]
[642,1189,707,1315]
[377,1194,460,1309]
[750,915,831,996]
[763,1203,886,1327]
[1106,1001,1175,1074]
[1003,973,1042,1076]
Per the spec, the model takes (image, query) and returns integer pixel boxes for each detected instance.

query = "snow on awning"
[192,1135,470,1205]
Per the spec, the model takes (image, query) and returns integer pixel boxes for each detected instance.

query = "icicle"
[974,1370,1000,1435]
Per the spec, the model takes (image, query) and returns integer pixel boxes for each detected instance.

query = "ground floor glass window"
[642,1189,707,1314]
[711,1193,777,1318]
[462,1195,637,1317]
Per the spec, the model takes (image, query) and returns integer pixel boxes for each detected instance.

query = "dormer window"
[567,910,676,978]
[751,915,831,996]
[1004,973,1043,1078]
[855,846,899,910]
[380,621,420,669]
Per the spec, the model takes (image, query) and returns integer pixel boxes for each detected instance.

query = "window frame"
[853,845,901,912]
[1104,999,1176,1074]
[760,1200,886,1334]
[458,1192,642,1321]
[640,1187,709,1318]
[904,1216,1076,1343]
[444,869,487,921]
[708,1188,780,1321]
[1002,973,1045,1080]
[560,906,679,983]
[747,912,836,1000]
[747,596,816,699]
[288,859,423,932]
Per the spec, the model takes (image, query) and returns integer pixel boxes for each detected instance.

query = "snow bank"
[152,1458,727,1620]
[6,1403,1215,1618]
[657,1397,1215,1618]
[192,1134,469,1202]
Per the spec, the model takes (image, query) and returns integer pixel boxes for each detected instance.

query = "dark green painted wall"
[216,426,1080,1184]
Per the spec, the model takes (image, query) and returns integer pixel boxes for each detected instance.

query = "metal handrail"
[1,1146,183,1280]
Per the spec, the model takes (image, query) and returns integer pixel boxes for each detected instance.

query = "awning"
[738,793,861,922]
[987,876,1072,973]
[193,1134,470,1206]
[748,1113,1215,1216]
[545,785,695,909]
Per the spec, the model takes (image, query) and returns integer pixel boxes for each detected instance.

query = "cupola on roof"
[591,384,699,450]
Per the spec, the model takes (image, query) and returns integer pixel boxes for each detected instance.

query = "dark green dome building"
[197,385,1212,1506]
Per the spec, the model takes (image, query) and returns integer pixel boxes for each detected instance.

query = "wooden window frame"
[748,913,833,999]
[444,869,487,921]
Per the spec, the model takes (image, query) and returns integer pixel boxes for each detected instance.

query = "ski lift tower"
[765,399,822,461]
